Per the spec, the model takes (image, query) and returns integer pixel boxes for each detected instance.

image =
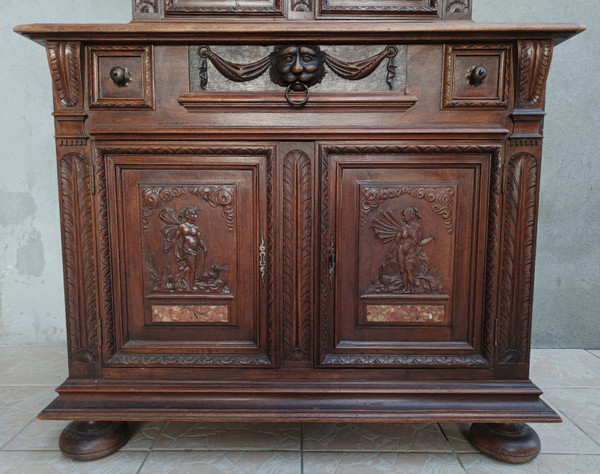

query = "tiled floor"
[0,347,599,473]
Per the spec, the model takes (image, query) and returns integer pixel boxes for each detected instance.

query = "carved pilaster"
[282,151,313,362]
[497,153,539,369]
[58,153,99,369]
[47,41,94,375]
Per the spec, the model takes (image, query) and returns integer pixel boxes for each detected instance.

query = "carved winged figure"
[369,208,442,294]
[159,207,207,291]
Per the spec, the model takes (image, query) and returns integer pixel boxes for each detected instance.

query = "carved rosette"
[517,40,553,108]
[135,0,158,12]
[360,186,455,233]
[46,41,82,108]
[59,153,98,364]
[498,153,539,364]
[282,151,313,361]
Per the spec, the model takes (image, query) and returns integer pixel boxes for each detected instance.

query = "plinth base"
[59,421,130,461]
[469,423,541,464]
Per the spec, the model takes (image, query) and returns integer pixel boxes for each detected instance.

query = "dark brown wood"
[469,423,542,464]
[17,2,583,463]
[59,421,130,461]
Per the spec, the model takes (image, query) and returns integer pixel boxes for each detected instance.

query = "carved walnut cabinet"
[15,0,583,463]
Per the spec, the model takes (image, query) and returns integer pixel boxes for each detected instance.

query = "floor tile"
[529,349,600,388]
[459,453,600,474]
[0,450,148,474]
[543,388,600,446]
[302,422,451,453]
[153,422,301,451]
[3,420,163,452]
[303,452,465,474]
[0,347,67,386]
[589,350,600,360]
[140,450,301,473]
[439,424,478,454]
[0,410,36,449]
[0,386,57,448]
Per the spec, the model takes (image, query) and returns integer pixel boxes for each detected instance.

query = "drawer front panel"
[318,143,502,367]
[97,145,275,367]
[88,45,154,109]
[442,44,511,108]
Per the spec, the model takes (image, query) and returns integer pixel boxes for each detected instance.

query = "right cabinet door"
[318,144,502,368]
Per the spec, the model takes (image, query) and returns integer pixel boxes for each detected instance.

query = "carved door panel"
[318,144,501,368]
[98,146,275,367]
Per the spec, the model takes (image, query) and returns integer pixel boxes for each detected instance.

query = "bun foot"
[59,421,130,461]
[468,423,541,464]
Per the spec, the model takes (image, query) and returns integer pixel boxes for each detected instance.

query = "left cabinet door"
[96,145,275,367]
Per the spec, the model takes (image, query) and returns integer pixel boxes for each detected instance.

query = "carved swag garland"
[197,44,399,105]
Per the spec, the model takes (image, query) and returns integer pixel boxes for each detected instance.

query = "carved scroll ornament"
[518,40,553,108]
[198,45,398,106]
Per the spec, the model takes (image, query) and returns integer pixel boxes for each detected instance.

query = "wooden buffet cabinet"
[15,0,583,463]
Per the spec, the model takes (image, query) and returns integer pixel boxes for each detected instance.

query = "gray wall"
[0,1,597,348]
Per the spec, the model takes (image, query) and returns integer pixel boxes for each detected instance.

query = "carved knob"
[109,66,132,87]
[466,66,488,86]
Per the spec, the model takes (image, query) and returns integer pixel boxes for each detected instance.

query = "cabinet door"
[318,144,501,368]
[96,145,275,367]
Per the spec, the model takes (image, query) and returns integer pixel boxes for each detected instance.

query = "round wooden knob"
[467,66,488,86]
[109,66,132,87]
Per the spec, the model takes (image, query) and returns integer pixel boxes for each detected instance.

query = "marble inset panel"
[151,304,229,323]
[365,304,444,323]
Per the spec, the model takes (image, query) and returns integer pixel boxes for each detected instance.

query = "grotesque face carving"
[269,45,326,91]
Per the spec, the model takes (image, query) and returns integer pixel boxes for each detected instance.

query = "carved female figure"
[395,207,437,293]
[161,207,207,290]
[370,207,442,294]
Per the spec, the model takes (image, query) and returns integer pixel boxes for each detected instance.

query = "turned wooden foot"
[468,423,541,464]
[59,421,130,461]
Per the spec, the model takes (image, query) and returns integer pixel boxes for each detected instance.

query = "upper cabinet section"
[132,0,471,20]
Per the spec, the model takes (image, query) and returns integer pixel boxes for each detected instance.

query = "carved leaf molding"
[320,145,501,366]
[360,185,456,233]
[282,151,313,361]
[60,153,97,363]
[498,153,538,364]
[518,40,553,108]
[320,0,437,13]
[46,41,82,108]
[166,0,283,14]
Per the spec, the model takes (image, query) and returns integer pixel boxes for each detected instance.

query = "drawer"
[88,45,154,109]
[442,44,510,108]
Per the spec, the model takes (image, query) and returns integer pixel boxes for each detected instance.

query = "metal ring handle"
[285,82,310,107]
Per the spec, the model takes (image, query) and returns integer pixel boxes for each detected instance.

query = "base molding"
[41,379,560,424]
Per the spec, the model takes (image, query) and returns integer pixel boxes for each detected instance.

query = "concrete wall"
[0,0,597,347]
